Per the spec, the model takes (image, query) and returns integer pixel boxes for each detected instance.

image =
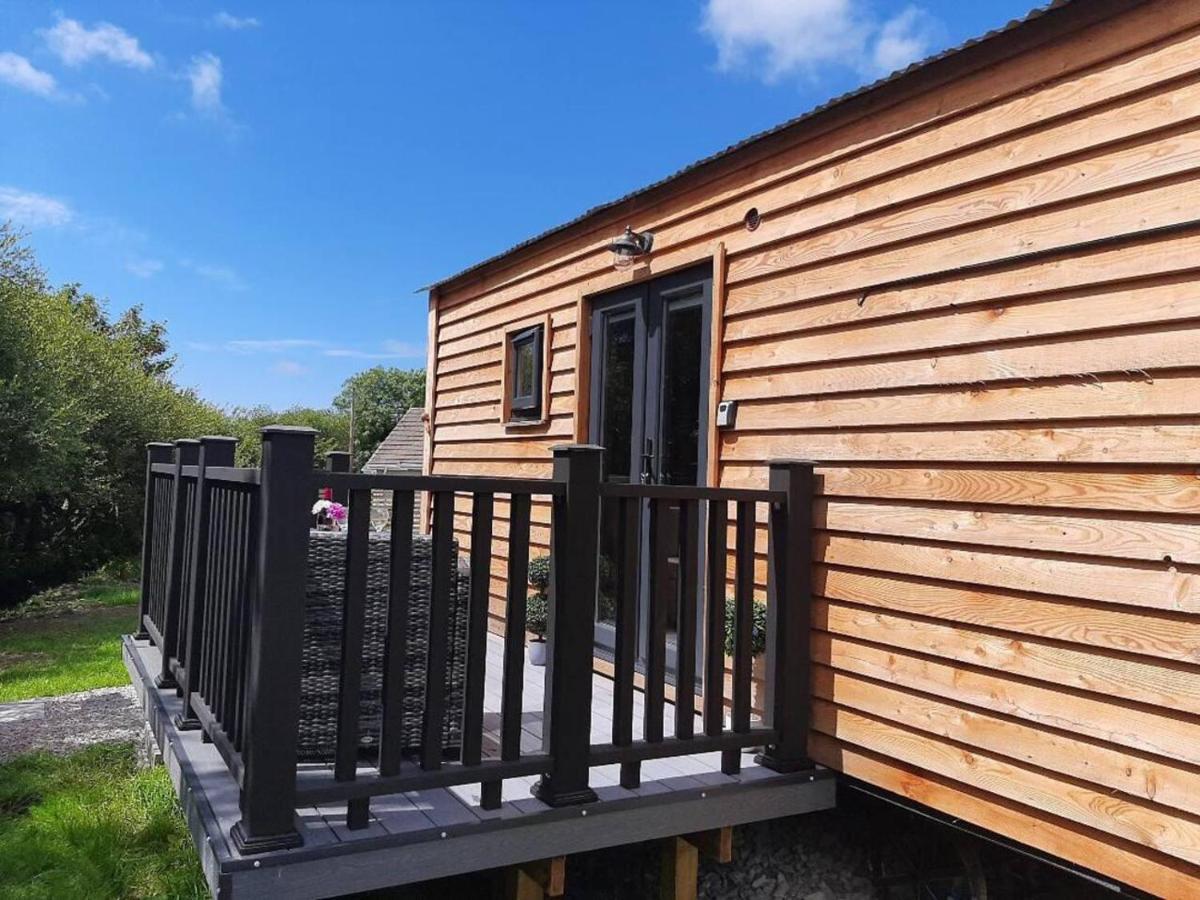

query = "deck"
[125,633,834,899]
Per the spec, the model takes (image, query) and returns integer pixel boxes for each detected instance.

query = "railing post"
[136,442,174,641]
[231,425,316,854]
[325,450,350,506]
[157,438,200,688]
[175,436,238,731]
[532,444,602,807]
[755,460,816,773]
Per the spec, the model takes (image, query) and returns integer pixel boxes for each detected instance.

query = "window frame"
[500,314,551,427]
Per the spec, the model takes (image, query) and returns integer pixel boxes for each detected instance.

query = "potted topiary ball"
[526,554,551,665]
[724,597,768,716]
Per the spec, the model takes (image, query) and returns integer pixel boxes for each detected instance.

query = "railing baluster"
[755,461,816,773]
[461,492,494,768]
[421,490,455,771]
[136,443,174,640]
[335,487,372,829]
[482,492,531,810]
[645,498,668,745]
[723,500,756,775]
[210,487,230,734]
[675,498,698,740]
[231,486,259,752]
[177,436,236,731]
[157,439,199,688]
[613,495,640,789]
[704,500,728,737]
[379,490,414,777]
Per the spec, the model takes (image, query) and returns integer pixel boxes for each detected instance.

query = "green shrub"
[724,597,768,658]
[526,554,552,639]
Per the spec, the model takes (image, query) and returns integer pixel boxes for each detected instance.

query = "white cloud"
[382,340,427,358]
[701,0,938,83]
[0,52,57,97]
[870,7,936,76]
[212,12,261,30]
[186,52,224,115]
[43,17,153,70]
[272,360,308,376]
[125,257,164,278]
[180,258,246,291]
[322,340,426,360]
[0,186,73,228]
[228,339,322,354]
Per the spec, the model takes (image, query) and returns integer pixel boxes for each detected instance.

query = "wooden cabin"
[421,0,1200,895]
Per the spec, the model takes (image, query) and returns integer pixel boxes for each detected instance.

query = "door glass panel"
[660,303,702,486]
[658,301,703,637]
[597,312,636,627]
[600,314,635,480]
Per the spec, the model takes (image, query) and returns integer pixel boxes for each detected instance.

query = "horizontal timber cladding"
[426,3,1200,894]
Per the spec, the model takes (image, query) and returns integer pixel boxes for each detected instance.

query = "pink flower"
[327,502,348,523]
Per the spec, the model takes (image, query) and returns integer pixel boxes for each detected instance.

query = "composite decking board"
[126,632,825,899]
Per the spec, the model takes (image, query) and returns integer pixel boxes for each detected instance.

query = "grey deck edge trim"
[125,633,836,900]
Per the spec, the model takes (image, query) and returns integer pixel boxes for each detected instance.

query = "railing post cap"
[146,441,174,448]
[766,458,818,468]
[174,437,201,445]
[325,449,349,458]
[199,435,239,444]
[550,443,604,453]
[259,425,318,436]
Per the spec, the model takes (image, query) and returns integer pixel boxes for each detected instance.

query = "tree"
[333,366,426,468]
[223,405,350,468]
[0,224,224,602]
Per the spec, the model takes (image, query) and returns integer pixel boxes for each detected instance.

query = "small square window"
[508,325,543,421]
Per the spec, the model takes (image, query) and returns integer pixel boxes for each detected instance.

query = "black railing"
[134,428,815,854]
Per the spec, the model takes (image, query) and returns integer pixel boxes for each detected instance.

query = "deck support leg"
[506,866,544,900]
[687,825,734,864]
[507,856,565,899]
[660,835,700,900]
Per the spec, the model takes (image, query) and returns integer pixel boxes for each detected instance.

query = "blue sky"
[2,0,1031,409]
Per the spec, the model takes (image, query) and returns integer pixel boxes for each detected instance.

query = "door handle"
[641,438,656,484]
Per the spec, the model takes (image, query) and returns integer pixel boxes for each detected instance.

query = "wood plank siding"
[424,2,1200,894]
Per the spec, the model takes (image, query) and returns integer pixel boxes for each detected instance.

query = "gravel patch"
[0,685,141,763]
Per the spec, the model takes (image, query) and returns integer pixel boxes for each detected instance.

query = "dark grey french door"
[589,263,712,664]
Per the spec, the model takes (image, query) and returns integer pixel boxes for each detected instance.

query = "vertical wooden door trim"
[421,288,439,534]
[706,243,727,488]
[573,292,591,444]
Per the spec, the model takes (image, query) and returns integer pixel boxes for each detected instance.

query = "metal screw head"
[253,861,261,869]
[441,831,447,839]
[581,809,587,817]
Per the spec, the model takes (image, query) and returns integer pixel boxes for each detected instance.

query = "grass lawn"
[0,580,139,703]
[0,742,206,899]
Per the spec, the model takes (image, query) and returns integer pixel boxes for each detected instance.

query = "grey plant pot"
[528,638,547,666]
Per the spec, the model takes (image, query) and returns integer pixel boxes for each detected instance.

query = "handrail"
[314,470,564,496]
[599,482,784,503]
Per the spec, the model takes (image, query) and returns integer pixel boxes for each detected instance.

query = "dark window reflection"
[601,314,635,480]
[660,304,702,486]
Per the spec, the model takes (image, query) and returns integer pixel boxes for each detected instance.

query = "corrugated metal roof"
[425,0,1092,293]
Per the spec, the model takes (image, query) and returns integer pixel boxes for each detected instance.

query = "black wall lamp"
[609,226,654,270]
